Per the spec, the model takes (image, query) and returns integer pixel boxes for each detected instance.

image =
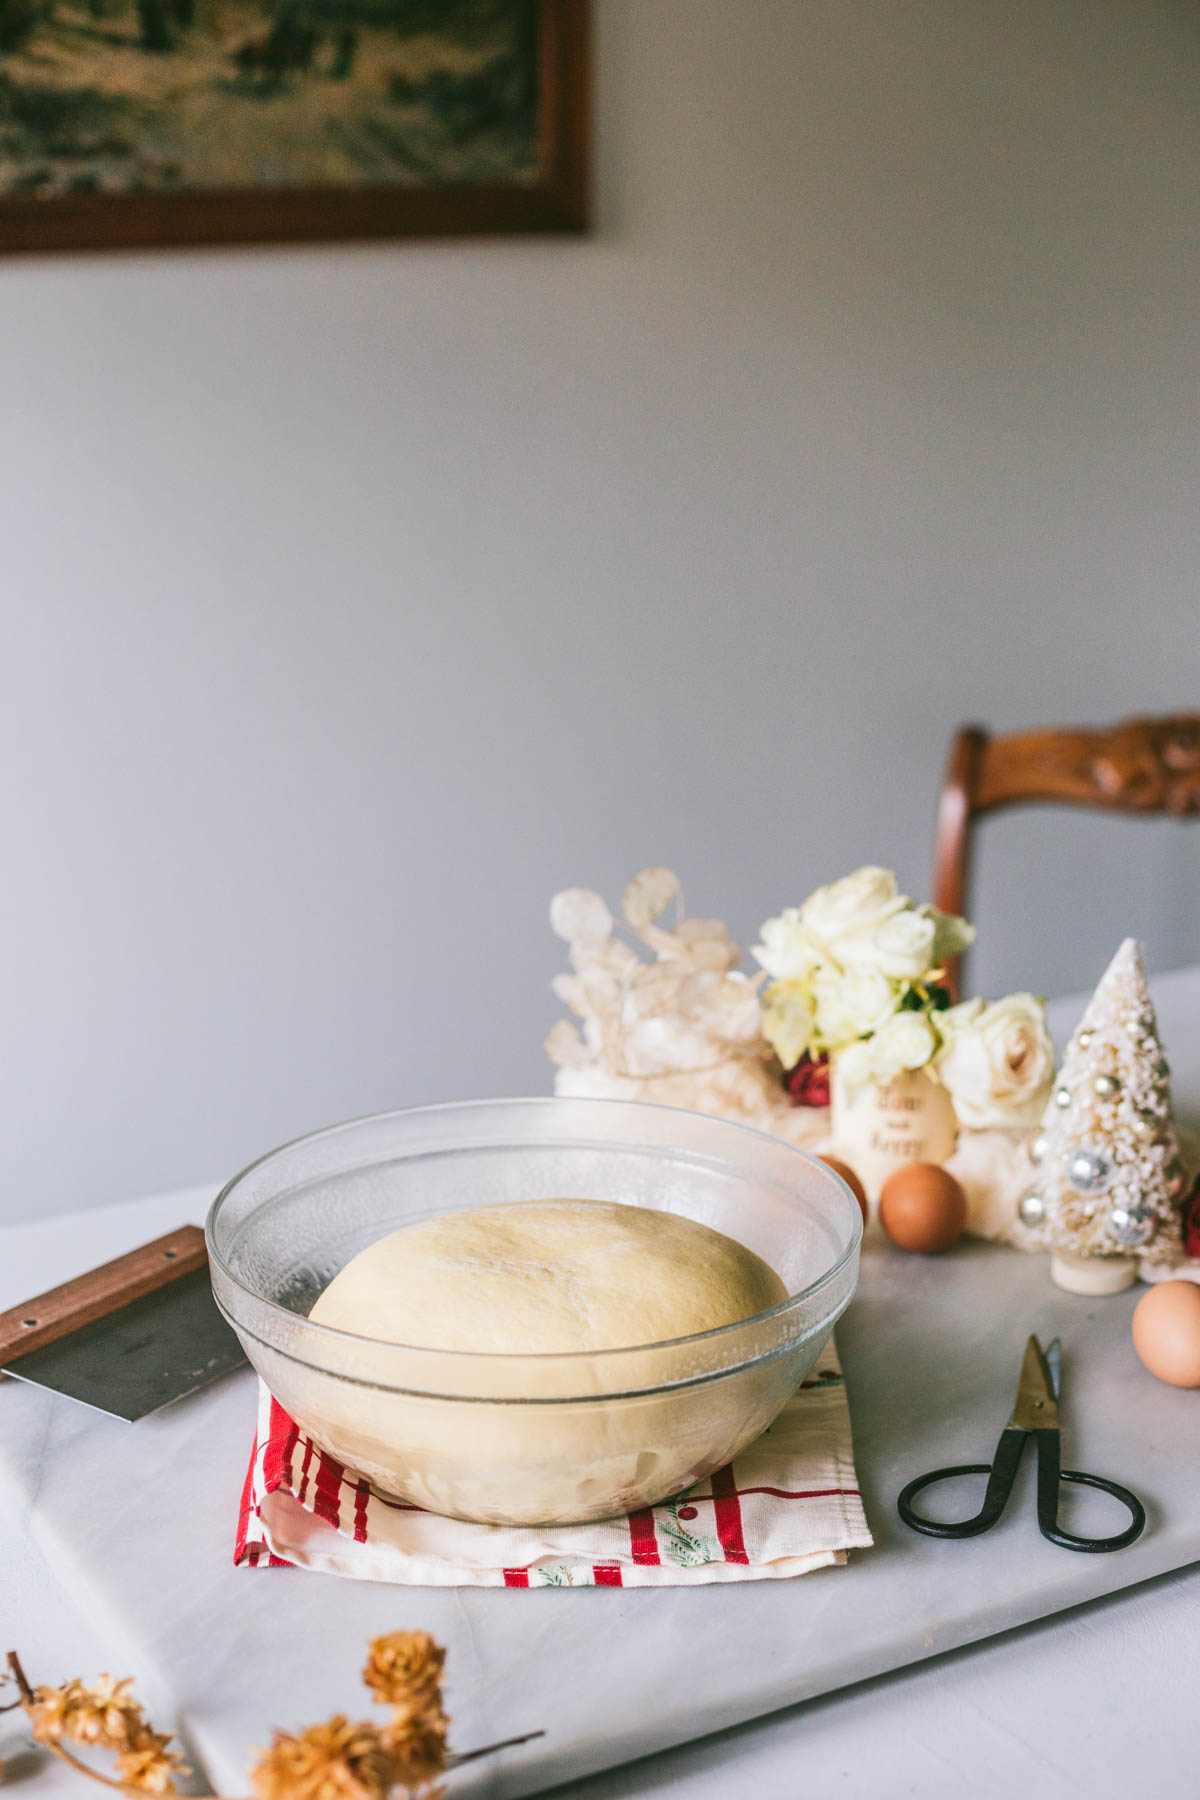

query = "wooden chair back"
[933,712,1200,997]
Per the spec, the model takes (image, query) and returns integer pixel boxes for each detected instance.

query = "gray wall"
[3,1,1198,1225]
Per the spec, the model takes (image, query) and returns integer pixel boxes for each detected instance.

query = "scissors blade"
[1044,1336,1063,1399]
[1009,1334,1060,1431]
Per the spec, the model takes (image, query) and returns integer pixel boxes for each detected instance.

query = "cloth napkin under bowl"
[235,1336,871,1587]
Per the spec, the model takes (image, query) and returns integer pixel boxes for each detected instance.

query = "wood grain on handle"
[0,1225,209,1367]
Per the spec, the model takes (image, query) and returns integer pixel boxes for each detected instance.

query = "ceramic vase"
[830,1058,958,1204]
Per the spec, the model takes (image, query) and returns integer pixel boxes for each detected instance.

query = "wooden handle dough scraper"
[0,1225,247,1420]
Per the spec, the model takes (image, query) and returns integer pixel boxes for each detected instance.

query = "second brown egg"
[879,1162,966,1253]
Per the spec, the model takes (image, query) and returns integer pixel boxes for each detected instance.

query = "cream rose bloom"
[833,1038,876,1105]
[926,905,976,966]
[761,979,818,1070]
[814,967,896,1047]
[868,1011,938,1080]
[752,909,822,982]
[871,911,937,980]
[935,994,1056,1130]
[834,1014,936,1104]
[800,867,906,964]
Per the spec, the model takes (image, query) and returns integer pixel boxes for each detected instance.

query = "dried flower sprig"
[5,1635,540,1800]
[252,1630,452,1800]
[544,866,853,1149]
[545,867,811,1138]
[362,1633,444,1713]
[5,1655,185,1796]
[251,1716,397,1800]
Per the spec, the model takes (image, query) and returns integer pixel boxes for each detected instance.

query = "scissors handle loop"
[1033,1427,1146,1553]
[898,1427,1146,1553]
[897,1426,1024,1539]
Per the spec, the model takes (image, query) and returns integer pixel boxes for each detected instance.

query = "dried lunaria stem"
[546,867,761,1084]
[5,1636,540,1800]
[546,866,822,1143]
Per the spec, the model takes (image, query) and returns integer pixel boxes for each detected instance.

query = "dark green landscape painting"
[0,0,540,198]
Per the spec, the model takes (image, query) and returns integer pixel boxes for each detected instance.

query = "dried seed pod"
[550,972,589,1014]
[569,935,638,979]
[621,866,680,931]
[544,1020,591,1069]
[549,888,612,944]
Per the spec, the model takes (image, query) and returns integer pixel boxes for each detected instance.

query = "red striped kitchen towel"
[235,1336,871,1587]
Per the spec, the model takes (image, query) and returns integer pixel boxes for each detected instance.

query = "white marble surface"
[0,1192,216,1799]
[3,969,1200,1800]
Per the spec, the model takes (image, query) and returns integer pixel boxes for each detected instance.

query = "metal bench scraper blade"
[0,1225,247,1421]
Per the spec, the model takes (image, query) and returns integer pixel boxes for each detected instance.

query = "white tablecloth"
[4,967,1200,1800]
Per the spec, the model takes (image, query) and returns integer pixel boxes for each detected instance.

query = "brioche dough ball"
[309,1198,787,1353]
[277,1200,802,1525]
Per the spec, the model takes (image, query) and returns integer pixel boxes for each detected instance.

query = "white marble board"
[5,969,1200,1799]
[3,1228,1199,1800]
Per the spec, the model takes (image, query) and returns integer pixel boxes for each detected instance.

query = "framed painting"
[0,0,587,252]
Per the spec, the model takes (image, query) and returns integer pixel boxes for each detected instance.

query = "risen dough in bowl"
[296,1200,795,1524]
[209,1099,862,1528]
[309,1199,788,1354]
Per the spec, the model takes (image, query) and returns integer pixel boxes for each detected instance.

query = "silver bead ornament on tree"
[1065,1147,1114,1195]
[1109,1203,1156,1247]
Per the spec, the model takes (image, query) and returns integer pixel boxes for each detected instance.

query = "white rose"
[800,867,907,964]
[924,905,976,966]
[868,1011,938,1080]
[935,993,1056,1130]
[815,967,897,1047]
[752,909,822,981]
[871,911,937,980]
[812,969,855,1046]
[762,979,818,1070]
[834,1038,876,1105]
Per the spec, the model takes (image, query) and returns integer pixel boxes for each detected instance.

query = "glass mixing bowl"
[207,1097,861,1526]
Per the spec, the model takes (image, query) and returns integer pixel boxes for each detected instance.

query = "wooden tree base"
[1050,1249,1136,1295]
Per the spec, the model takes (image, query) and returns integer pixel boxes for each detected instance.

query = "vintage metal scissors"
[897,1335,1145,1554]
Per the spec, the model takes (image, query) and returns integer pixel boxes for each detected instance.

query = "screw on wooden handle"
[0,1225,209,1368]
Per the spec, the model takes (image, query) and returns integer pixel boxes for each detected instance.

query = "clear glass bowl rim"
[206,1094,863,1374]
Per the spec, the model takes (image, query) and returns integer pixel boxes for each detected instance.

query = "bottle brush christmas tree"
[1017,938,1187,1293]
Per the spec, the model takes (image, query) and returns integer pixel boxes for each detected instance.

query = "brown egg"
[878,1162,966,1253]
[819,1156,869,1224]
[1132,1281,1200,1388]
